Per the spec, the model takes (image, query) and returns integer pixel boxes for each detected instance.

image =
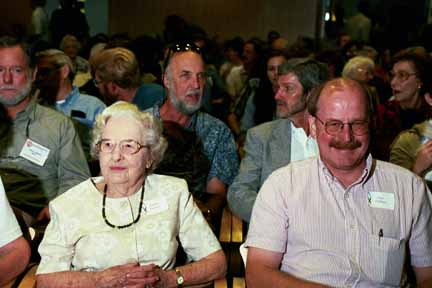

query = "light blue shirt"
[56,86,106,128]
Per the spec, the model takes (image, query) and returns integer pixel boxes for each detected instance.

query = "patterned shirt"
[246,155,432,287]
[148,106,239,186]
[37,175,221,273]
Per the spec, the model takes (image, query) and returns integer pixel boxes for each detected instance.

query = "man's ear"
[425,92,432,107]
[308,115,317,139]
[60,65,70,80]
[163,72,170,89]
[32,67,38,81]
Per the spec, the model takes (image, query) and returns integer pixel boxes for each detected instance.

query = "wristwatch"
[175,268,184,287]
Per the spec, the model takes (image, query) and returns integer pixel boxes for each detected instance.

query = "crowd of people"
[1,5,432,288]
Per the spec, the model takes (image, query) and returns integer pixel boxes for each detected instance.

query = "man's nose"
[192,75,201,89]
[340,123,354,141]
[3,69,12,84]
[274,88,283,100]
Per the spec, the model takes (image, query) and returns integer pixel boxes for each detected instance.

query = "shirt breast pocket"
[361,233,406,286]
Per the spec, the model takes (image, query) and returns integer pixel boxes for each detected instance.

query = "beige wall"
[0,0,32,35]
[109,0,321,43]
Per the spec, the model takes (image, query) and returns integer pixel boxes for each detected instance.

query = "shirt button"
[350,225,356,230]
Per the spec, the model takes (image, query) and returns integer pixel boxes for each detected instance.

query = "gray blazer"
[227,119,292,222]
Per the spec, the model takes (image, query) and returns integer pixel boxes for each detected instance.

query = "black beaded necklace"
[102,184,145,229]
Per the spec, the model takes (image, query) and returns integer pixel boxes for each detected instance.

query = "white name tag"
[368,191,395,210]
[19,139,50,166]
[142,197,168,215]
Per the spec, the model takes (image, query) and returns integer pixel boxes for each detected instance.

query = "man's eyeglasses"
[97,139,147,155]
[389,71,417,81]
[93,78,104,87]
[314,115,369,136]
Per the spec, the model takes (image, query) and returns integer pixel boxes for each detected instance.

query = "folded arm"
[0,236,31,286]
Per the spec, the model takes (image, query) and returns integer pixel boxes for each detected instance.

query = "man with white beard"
[147,42,238,223]
[0,36,90,224]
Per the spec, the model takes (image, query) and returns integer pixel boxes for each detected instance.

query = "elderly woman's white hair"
[91,101,167,173]
[342,56,375,80]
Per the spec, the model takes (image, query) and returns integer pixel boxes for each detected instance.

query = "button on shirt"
[290,123,318,162]
[246,155,432,287]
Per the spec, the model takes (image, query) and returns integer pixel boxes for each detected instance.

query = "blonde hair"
[90,47,141,89]
[91,101,167,173]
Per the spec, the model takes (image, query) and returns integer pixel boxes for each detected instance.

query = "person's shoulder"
[197,111,229,130]
[140,83,164,91]
[146,174,188,196]
[269,157,316,180]
[35,103,72,123]
[248,118,290,137]
[51,178,92,206]
[375,159,422,181]
[77,93,106,107]
[148,173,186,184]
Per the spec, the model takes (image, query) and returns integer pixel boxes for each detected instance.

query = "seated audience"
[228,58,328,222]
[36,101,226,286]
[0,177,30,286]
[0,36,90,222]
[246,78,432,287]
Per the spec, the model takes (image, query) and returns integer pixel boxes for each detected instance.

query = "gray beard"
[168,90,201,115]
[0,79,32,107]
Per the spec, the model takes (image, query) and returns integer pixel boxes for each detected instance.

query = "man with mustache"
[0,36,90,223]
[228,58,328,222]
[147,43,238,225]
[246,78,432,287]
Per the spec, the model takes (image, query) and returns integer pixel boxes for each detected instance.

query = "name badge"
[367,191,395,210]
[19,139,50,166]
[142,197,168,215]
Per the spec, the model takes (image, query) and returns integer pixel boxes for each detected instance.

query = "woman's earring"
[146,162,152,169]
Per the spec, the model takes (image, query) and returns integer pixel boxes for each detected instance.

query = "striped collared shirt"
[246,155,432,287]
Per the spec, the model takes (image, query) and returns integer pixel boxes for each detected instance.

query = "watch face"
[178,275,184,284]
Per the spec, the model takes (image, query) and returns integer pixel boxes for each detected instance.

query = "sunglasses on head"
[162,42,202,73]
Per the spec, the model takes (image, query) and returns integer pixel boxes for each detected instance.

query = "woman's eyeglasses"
[97,139,147,155]
[389,71,416,81]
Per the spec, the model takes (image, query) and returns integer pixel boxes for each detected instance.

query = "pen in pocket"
[378,228,383,245]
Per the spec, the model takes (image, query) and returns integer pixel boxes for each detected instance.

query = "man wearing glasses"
[148,42,238,225]
[246,78,432,287]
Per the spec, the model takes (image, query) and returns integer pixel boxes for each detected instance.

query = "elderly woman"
[36,102,226,287]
